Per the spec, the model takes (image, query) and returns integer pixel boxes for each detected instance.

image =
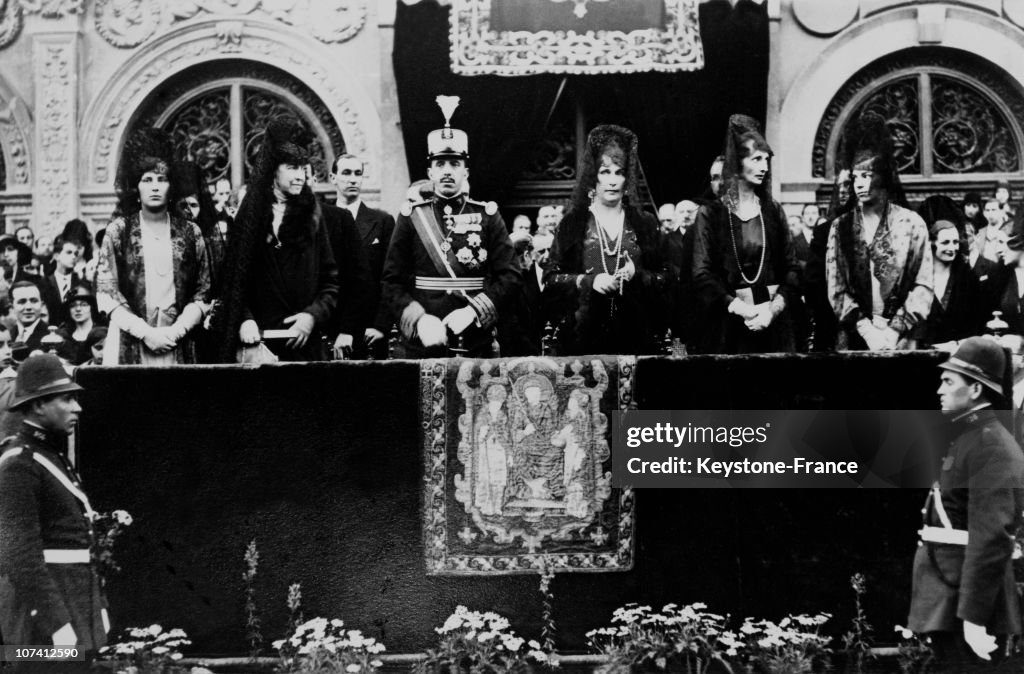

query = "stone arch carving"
[79,17,380,192]
[774,7,1024,180]
[0,72,34,190]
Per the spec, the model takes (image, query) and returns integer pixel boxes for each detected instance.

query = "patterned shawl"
[96,212,211,364]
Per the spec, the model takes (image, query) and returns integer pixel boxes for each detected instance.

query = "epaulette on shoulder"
[401,199,430,218]
[467,198,498,216]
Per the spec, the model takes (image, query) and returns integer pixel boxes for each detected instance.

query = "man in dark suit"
[39,236,81,327]
[318,179,372,360]
[330,154,396,359]
[10,280,49,359]
[910,338,1024,671]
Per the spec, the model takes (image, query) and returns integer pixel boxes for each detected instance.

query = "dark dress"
[919,258,984,347]
[242,198,339,362]
[692,200,800,354]
[545,206,667,355]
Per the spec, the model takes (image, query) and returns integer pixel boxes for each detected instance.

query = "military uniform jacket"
[0,422,105,648]
[381,194,520,350]
[909,408,1024,634]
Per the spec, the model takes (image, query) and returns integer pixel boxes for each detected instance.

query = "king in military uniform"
[909,337,1024,671]
[381,96,519,358]
[0,355,106,672]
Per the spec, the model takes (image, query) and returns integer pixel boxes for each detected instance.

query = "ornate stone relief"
[0,96,31,185]
[0,0,24,50]
[36,41,76,228]
[95,0,367,49]
[91,32,368,184]
[19,0,84,18]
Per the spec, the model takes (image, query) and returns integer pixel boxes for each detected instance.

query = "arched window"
[128,60,345,189]
[813,48,1024,195]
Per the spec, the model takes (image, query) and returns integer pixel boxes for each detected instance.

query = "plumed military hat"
[427,95,469,160]
[939,336,1013,398]
[11,353,83,409]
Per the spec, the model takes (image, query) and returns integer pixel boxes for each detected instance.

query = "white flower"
[170,653,183,661]
[113,510,133,526]
[148,624,163,636]
[346,664,361,673]
[894,625,914,639]
[502,636,524,652]
[332,619,345,628]
[371,659,383,668]
[272,639,285,650]
[151,646,168,655]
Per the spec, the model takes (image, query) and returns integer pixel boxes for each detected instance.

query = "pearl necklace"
[727,208,766,286]
[591,206,625,273]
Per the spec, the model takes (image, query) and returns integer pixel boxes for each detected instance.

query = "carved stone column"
[26,7,82,235]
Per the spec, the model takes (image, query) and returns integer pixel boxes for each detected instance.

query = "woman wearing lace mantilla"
[692,114,801,353]
[544,125,667,355]
[825,112,932,350]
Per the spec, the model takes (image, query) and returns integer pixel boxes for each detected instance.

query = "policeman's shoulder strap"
[0,441,23,468]
[466,198,498,215]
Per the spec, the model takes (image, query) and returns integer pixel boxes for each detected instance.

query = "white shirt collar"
[18,318,41,341]
[346,198,362,219]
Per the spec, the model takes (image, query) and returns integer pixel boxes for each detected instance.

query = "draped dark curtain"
[393,0,769,208]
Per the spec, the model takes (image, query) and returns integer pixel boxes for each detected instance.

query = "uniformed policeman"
[0,354,106,672]
[381,95,519,358]
[909,337,1024,671]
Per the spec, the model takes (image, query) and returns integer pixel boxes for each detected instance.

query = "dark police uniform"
[0,422,106,666]
[909,407,1024,669]
[382,193,519,357]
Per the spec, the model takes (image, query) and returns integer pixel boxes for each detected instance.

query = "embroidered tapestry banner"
[422,356,637,575]
[449,0,704,76]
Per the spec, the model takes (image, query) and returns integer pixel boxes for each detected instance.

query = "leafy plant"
[273,617,385,674]
[587,603,734,674]
[841,574,874,673]
[416,606,550,674]
[243,538,262,658]
[893,625,934,674]
[729,613,832,674]
[92,509,133,583]
[98,624,191,674]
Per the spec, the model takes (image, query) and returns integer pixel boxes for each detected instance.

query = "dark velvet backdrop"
[76,353,940,656]
[393,0,769,209]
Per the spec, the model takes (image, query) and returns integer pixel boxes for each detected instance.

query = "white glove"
[728,297,757,320]
[416,314,447,348]
[963,620,997,660]
[856,320,887,351]
[102,608,110,634]
[52,623,76,646]
[442,306,477,336]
